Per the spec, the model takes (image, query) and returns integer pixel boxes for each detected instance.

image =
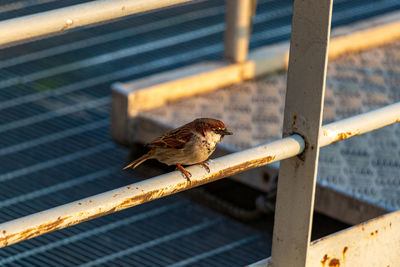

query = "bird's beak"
[222,129,233,135]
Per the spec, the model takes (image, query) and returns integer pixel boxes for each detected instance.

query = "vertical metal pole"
[224,0,254,63]
[271,1,333,266]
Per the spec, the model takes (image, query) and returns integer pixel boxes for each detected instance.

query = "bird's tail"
[123,151,154,170]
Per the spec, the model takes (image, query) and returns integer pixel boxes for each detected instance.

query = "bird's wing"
[150,124,194,149]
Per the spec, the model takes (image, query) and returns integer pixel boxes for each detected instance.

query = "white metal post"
[224,0,254,63]
[271,0,333,266]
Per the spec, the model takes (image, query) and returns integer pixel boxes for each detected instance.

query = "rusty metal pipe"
[0,135,304,248]
[320,102,400,147]
[0,0,193,46]
[1,102,399,248]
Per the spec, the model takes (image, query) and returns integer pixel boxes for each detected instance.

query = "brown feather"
[123,150,154,169]
[150,122,195,149]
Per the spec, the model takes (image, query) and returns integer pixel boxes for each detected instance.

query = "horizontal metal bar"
[250,208,400,267]
[0,103,399,248]
[320,102,400,147]
[308,209,400,267]
[0,0,193,46]
[0,135,304,248]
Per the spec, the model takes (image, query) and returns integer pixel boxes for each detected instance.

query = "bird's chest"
[185,132,220,163]
[200,139,216,155]
[201,131,221,153]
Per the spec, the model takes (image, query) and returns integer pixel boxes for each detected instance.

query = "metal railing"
[0,0,399,266]
[1,103,399,249]
[0,0,194,46]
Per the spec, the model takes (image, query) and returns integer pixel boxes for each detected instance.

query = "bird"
[123,118,232,181]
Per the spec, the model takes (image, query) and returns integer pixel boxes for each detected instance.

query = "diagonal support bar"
[271,0,333,266]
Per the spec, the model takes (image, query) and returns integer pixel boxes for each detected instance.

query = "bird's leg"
[195,161,210,173]
[176,164,192,182]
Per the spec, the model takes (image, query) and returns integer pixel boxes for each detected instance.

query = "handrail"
[0,135,304,248]
[0,0,193,46]
[0,102,399,248]
[320,102,400,147]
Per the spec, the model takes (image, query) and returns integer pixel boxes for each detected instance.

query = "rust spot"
[0,215,72,247]
[321,254,329,265]
[113,194,119,198]
[89,200,93,203]
[292,114,297,126]
[361,226,365,231]
[311,145,315,150]
[390,222,392,228]
[127,186,131,189]
[375,230,378,234]
[342,246,348,260]
[2,230,6,234]
[136,187,139,189]
[329,258,340,267]
[337,133,347,140]
[117,191,162,210]
[370,232,374,236]
[197,155,277,185]
[78,202,82,205]
[337,131,360,141]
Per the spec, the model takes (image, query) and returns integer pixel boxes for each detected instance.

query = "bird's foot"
[196,161,210,173]
[176,164,192,182]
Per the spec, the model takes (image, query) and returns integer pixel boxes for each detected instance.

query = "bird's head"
[194,118,232,142]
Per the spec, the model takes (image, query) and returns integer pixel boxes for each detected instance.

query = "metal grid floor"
[0,0,399,265]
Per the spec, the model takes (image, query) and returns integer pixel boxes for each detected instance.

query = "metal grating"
[0,0,399,265]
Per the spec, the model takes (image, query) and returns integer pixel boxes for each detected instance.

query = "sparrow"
[123,118,232,181]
